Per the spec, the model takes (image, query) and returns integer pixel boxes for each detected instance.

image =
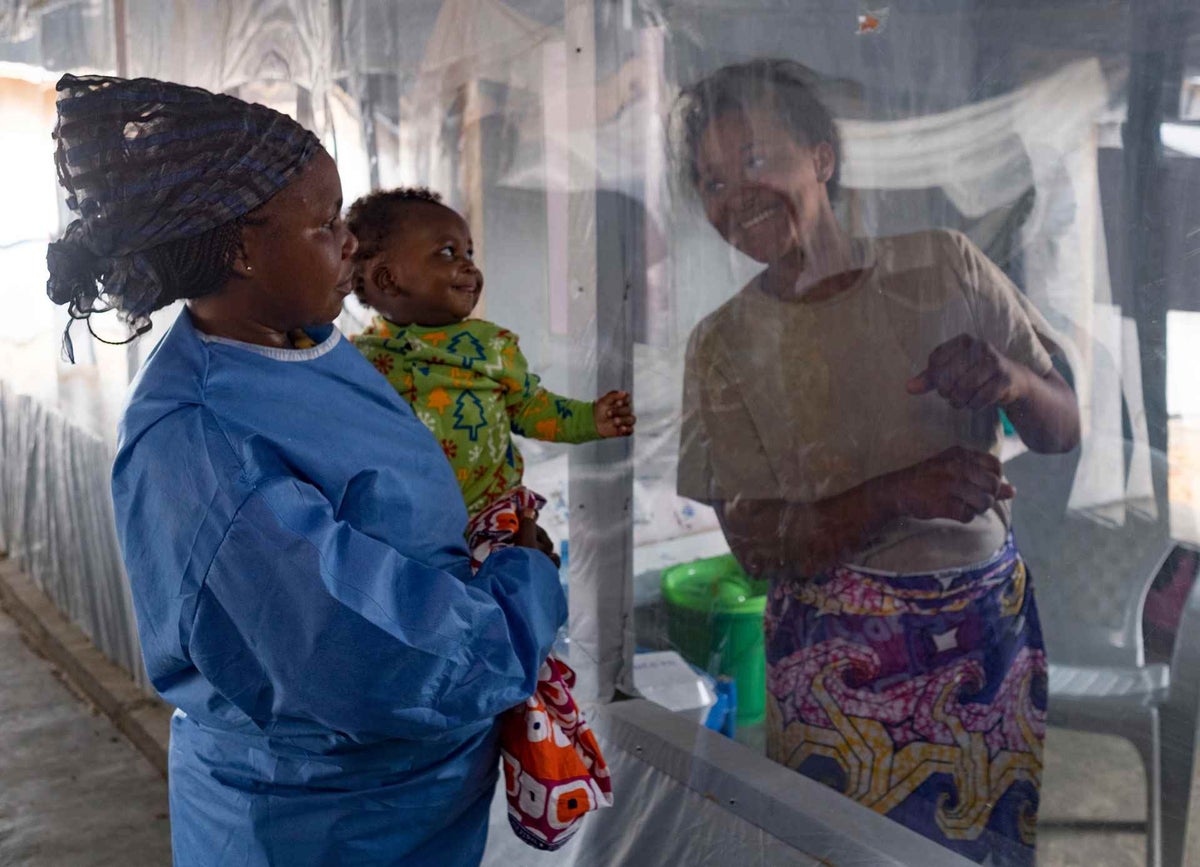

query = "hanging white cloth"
[841,59,1145,519]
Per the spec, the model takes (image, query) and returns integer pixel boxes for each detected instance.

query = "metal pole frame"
[1123,0,1190,469]
[565,0,638,704]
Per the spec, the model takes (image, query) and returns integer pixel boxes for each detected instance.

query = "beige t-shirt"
[677,229,1059,573]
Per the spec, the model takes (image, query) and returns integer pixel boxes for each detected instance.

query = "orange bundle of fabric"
[499,657,613,851]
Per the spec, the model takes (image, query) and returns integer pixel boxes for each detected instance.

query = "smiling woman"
[675,59,1080,865]
[682,59,850,299]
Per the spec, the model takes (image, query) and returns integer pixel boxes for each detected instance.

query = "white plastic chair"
[1008,445,1200,867]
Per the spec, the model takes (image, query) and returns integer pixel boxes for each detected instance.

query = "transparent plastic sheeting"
[481,699,974,867]
[0,380,149,691]
[3,0,1200,865]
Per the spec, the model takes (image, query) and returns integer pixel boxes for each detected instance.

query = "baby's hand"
[594,391,636,438]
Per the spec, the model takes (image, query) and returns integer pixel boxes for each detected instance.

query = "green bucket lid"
[661,554,768,616]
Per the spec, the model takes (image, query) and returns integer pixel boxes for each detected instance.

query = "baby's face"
[367,202,483,327]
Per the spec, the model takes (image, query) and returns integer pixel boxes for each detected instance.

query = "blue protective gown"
[111,311,565,866]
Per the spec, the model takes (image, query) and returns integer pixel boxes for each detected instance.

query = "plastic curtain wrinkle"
[0,1,114,69]
[553,734,825,867]
[479,715,824,867]
[0,1,35,42]
[123,0,335,126]
[483,699,975,867]
[837,60,1108,218]
[0,381,148,690]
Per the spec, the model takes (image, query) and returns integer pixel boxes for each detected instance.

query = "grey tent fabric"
[0,380,148,690]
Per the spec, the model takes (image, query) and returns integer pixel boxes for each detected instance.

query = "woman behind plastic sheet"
[44,74,564,867]
[675,60,1080,865]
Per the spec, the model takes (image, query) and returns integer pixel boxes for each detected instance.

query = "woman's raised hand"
[906,334,1029,411]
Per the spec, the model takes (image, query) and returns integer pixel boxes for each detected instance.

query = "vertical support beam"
[462,79,487,319]
[565,0,636,704]
[112,0,140,384]
[360,76,381,191]
[113,0,129,78]
[1124,0,1188,471]
[543,39,570,337]
[1124,17,1196,858]
[639,26,669,348]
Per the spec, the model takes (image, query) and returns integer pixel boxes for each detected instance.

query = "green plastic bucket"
[661,554,768,725]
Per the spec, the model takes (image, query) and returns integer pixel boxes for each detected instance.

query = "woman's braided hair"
[46,74,320,359]
[48,217,254,351]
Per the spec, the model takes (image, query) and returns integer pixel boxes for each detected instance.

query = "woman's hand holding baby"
[517,510,560,567]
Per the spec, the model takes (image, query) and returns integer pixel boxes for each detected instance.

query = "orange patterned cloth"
[466,487,545,571]
[465,489,613,849]
[499,657,613,850]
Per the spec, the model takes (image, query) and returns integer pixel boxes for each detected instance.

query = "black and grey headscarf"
[46,73,321,358]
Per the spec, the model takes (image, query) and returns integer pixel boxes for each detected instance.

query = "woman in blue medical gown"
[45,74,564,867]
